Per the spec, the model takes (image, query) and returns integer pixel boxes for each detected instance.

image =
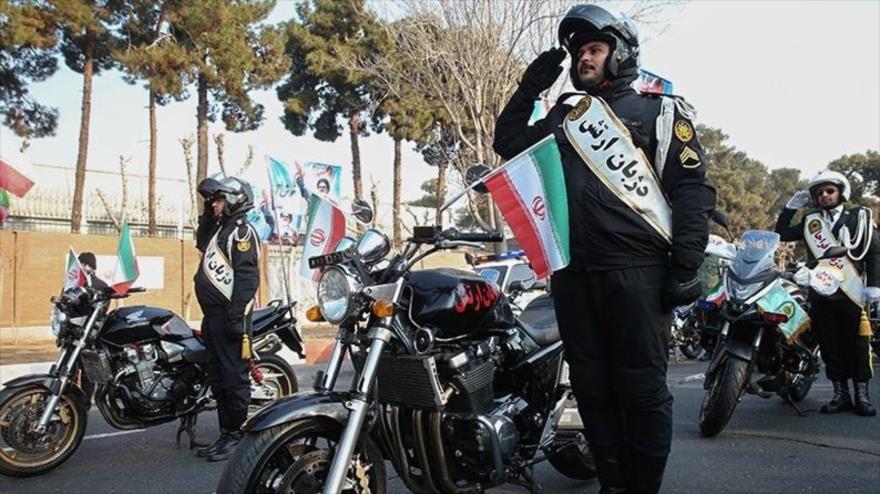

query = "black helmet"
[558,4,640,86]
[197,176,254,216]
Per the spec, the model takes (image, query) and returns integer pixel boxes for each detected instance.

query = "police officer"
[78,252,109,291]
[776,171,878,417]
[494,5,716,493]
[193,176,261,461]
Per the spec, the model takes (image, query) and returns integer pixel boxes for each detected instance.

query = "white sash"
[563,95,673,243]
[202,231,234,301]
[803,212,864,304]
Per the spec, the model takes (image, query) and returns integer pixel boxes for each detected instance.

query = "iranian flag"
[63,247,87,290]
[0,190,9,224]
[110,220,140,294]
[484,135,569,279]
[300,194,346,281]
[0,159,34,198]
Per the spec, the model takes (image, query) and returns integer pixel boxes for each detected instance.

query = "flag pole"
[266,156,281,245]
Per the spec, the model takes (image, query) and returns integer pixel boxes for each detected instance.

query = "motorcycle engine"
[113,343,197,416]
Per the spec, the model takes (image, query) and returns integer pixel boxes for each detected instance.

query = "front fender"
[1,374,90,410]
[243,391,350,432]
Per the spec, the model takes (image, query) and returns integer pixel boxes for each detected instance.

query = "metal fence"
[1,215,194,240]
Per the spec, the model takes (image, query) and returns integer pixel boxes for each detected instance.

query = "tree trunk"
[436,159,448,225]
[348,113,363,201]
[70,39,94,234]
[392,136,402,247]
[196,72,209,187]
[148,86,158,236]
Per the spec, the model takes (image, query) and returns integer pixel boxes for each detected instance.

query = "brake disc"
[275,449,372,494]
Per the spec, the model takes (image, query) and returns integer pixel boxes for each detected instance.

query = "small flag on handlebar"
[110,220,140,295]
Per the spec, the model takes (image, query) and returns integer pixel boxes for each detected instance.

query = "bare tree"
[357,0,678,235]
[96,155,132,232]
[180,135,199,229]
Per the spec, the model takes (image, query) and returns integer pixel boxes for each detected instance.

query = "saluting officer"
[494,5,716,493]
[193,176,261,461]
[776,171,879,417]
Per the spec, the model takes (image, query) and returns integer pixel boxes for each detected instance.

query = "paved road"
[1,361,878,493]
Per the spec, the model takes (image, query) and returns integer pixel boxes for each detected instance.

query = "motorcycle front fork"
[322,325,393,494]
[35,305,103,433]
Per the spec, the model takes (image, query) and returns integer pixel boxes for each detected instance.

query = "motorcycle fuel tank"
[100,306,194,347]
[407,268,515,339]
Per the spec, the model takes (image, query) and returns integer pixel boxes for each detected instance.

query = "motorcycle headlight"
[727,274,763,302]
[50,307,67,336]
[317,266,361,324]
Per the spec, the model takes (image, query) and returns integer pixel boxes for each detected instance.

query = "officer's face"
[576,41,610,87]
[211,197,226,218]
[816,185,840,208]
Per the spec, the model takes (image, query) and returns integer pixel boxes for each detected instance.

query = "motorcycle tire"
[217,418,386,494]
[251,354,298,405]
[0,384,88,478]
[699,356,749,438]
[547,430,597,480]
[679,343,703,360]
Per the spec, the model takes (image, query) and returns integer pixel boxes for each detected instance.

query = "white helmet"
[808,170,850,204]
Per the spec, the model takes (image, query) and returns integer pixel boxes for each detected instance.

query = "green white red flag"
[0,159,34,198]
[300,194,346,281]
[63,247,87,290]
[110,220,140,294]
[0,190,9,224]
[484,135,570,279]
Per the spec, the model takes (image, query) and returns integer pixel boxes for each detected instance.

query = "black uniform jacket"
[493,76,717,279]
[194,211,260,318]
[775,206,880,287]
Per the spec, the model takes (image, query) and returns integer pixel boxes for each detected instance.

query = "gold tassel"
[241,334,252,360]
[859,309,872,337]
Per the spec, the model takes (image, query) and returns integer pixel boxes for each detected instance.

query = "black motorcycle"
[0,287,303,477]
[218,225,596,493]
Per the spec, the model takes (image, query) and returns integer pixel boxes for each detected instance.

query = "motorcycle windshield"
[731,230,780,280]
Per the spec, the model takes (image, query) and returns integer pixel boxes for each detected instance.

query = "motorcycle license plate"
[308,251,345,269]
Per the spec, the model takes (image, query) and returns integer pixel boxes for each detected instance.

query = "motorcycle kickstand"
[176,413,207,449]
[782,393,809,417]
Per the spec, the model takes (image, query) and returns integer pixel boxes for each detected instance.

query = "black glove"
[226,317,245,341]
[663,275,702,311]
[520,47,566,97]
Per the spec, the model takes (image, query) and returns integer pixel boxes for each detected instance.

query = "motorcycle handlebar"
[442,230,503,243]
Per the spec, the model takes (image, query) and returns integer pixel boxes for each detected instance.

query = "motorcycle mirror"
[356,228,391,264]
[711,210,730,228]
[350,198,374,225]
[820,246,848,260]
[466,164,491,194]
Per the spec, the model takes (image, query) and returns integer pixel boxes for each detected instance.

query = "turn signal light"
[306,305,325,322]
[372,300,395,318]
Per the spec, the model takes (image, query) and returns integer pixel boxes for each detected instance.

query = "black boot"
[626,451,668,494]
[207,430,243,462]
[594,449,626,494]
[196,429,228,458]
[820,380,853,414]
[853,381,877,417]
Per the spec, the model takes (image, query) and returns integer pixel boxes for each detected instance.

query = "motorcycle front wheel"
[250,355,298,407]
[699,356,749,437]
[0,384,88,478]
[217,418,386,494]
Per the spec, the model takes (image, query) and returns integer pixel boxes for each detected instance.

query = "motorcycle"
[698,229,846,437]
[0,286,303,477]
[218,224,596,493]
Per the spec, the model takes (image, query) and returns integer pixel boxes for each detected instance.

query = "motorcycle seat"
[517,296,560,346]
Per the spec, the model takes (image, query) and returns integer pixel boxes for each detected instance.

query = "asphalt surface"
[1,361,878,494]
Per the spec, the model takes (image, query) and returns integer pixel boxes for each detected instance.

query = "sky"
[0,0,878,203]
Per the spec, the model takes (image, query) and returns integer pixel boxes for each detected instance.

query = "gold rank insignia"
[567,96,592,120]
[236,240,251,252]
[674,119,694,143]
[679,146,701,168]
[808,220,821,234]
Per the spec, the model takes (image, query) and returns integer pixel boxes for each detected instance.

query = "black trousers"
[552,266,673,494]
[201,314,251,431]
[810,295,873,382]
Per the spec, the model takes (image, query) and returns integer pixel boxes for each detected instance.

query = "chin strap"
[839,207,874,261]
